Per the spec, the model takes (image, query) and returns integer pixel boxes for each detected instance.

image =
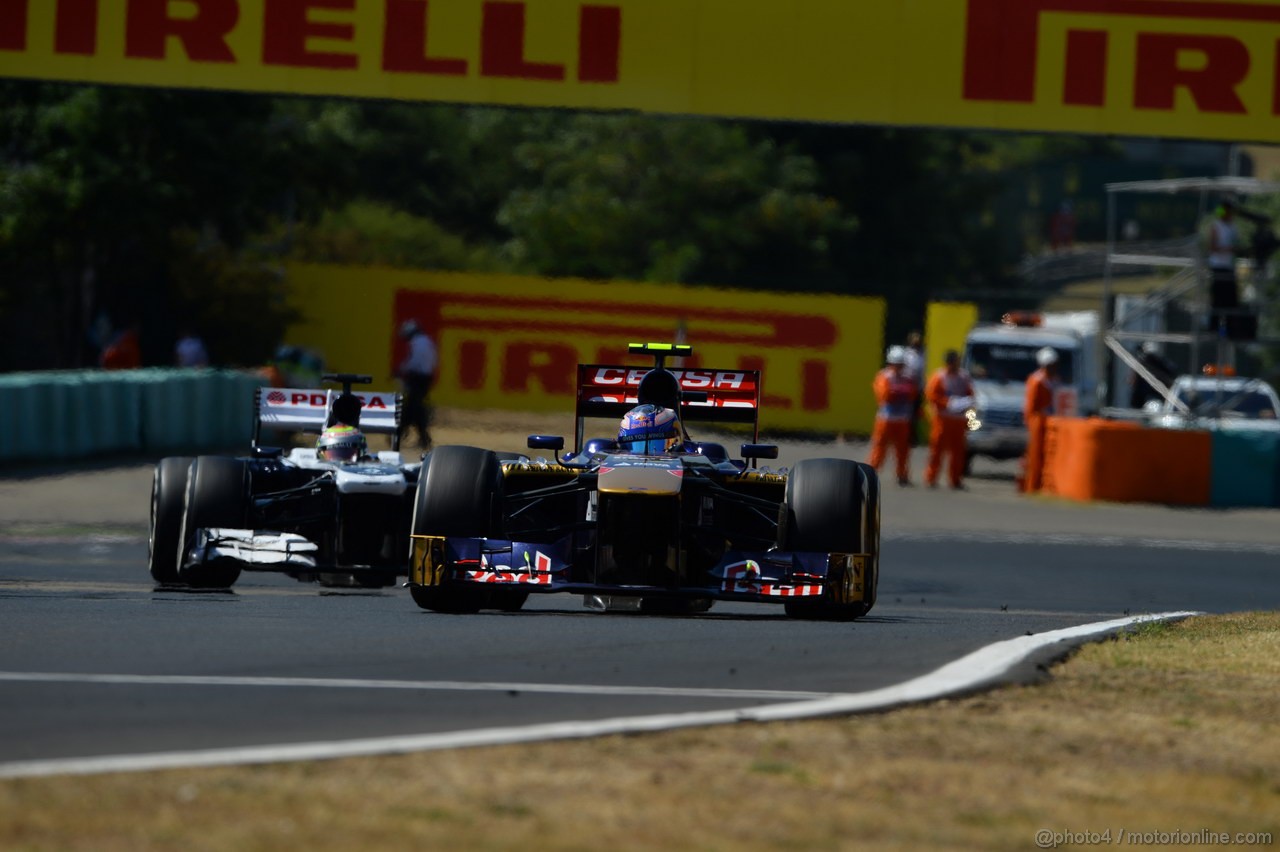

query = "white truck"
[961,311,1100,466]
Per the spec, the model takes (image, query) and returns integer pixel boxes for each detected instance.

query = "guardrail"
[1037,417,1280,509]
[0,369,267,463]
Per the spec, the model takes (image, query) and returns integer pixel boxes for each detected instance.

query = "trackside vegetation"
[2,611,1276,851]
[2,80,1129,371]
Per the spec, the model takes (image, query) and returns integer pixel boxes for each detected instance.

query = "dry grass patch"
[3,613,1279,851]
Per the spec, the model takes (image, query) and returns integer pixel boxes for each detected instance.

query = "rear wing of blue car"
[575,362,761,451]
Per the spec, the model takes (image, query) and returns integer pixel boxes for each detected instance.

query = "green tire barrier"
[0,369,266,463]
[1209,430,1280,509]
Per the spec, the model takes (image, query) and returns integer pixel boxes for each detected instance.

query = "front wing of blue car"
[408,534,871,608]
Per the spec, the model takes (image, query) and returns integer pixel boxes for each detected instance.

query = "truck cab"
[962,311,1099,465]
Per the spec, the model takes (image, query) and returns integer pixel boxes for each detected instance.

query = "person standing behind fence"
[175,328,209,368]
[397,319,437,450]
[869,346,917,486]
[924,349,975,490]
[100,323,141,370]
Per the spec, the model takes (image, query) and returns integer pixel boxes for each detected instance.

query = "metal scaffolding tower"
[1101,176,1280,417]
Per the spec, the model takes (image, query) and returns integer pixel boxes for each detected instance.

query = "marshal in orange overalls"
[869,360,917,485]
[924,359,975,489]
[1022,365,1057,492]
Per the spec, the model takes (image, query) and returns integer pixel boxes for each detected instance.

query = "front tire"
[149,456,194,584]
[782,458,880,621]
[176,456,249,589]
[412,446,501,539]
[409,446,502,613]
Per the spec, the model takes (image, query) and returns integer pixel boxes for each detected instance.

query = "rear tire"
[149,456,194,585]
[176,456,249,589]
[782,458,879,620]
[409,446,502,613]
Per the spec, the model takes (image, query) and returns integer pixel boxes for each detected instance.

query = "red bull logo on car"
[464,549,554,584]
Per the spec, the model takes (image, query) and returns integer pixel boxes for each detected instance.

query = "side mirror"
[583,437,620,454]
[528,435,565,451]
[740,443,779,460]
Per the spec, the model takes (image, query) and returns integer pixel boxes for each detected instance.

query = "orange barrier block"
[1043,418,1212,506]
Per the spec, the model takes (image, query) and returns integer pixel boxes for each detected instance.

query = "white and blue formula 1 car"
[407,343,881,620]
[148,374,420,589]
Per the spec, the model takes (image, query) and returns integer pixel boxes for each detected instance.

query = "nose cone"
[597,460,684,495]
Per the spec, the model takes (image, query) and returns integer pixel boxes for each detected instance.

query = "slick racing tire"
[782,458,880,621]
[409,446,502,614]
[176,456,249,589]
[413,446,501,538]
[854,461,881,614]
[148,456,194,585]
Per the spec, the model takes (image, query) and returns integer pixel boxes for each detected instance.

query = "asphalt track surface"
[2,437,1279,774]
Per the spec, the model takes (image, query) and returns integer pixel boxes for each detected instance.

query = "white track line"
[0,673,830,702]
[0,611,1198,779]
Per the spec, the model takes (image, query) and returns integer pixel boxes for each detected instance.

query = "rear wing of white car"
[253,384,402,448]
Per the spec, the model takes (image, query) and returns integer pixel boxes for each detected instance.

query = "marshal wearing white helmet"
[961,310,1099,466]
[869,344,918,486]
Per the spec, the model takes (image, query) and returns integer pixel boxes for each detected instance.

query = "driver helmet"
[316,424,366,463]
[618,404,681,454]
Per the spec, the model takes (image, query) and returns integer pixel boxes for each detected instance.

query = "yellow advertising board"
[924,302,980,378]
[284,263,885,433]
[2,1,1278,143]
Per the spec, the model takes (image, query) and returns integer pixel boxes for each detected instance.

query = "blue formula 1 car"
[406,343,880,620]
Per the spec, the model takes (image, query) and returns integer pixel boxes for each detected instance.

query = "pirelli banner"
[284,264,885,433]
[2,1,1279,144]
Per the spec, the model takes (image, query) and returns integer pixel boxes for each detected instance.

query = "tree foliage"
[495,114,855,286]
[0,83,304,368]
[2,81,1058,369]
